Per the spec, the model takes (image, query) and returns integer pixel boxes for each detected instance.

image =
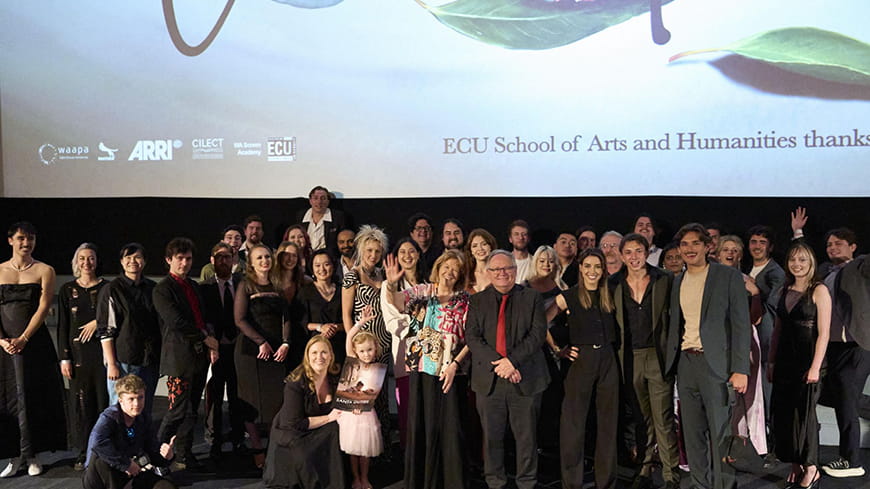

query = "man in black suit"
[820,231,870,478]
[466,250,550,489]
[665,223,750,489]
[611,233,679,489]
[790,210,870,477]
[153,238,218,470]
[200,242,244,459]
[295,185,348,256]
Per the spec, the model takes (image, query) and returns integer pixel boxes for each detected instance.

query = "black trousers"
[404,372,467,489]
[83,457,176,489]
[560,345,619,489]
[205,343,244,448]
[476,378,542,489]
[825,341,870,466]
[69,343,110,453]
[157,364,208,458]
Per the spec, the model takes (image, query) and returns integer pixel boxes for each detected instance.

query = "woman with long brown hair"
[547,248,619,489]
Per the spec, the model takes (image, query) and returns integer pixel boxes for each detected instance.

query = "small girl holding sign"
[337,306,384,489]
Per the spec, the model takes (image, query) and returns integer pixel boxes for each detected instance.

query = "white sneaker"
[27,462,43,476]
[0,461,19,478]
[821,457,865,477]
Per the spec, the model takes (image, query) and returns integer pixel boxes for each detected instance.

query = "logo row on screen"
[37,137,297,165]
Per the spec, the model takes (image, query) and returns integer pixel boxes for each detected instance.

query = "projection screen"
[1,0,868,198]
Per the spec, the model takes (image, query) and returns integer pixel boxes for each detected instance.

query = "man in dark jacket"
[84,374,176,489]
[153,238,218,470]
[466,250,549,489]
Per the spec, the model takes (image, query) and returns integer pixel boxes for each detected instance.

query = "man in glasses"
[466,250,550,489]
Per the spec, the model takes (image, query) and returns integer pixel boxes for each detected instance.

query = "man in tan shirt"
[665,223,751,489]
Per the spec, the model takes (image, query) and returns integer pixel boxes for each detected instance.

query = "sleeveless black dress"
[772,287,825,466]
[235,281,290,425]
[0,283,67,458]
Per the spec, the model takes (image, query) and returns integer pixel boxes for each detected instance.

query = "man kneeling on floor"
[83,374,177,489]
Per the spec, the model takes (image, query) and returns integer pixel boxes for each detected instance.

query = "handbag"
[723,393,764,473]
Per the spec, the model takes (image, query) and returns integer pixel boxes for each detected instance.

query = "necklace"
[362,266,381,281]
[10,260,34,272]
[315,281,335,296]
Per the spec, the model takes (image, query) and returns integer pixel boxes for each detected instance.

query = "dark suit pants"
[825,341,870,466]
[476,378,541,489]
[157,366,208,459]
[678,351,735,489]
[83,457,177,489]
[560,345,619,489]
[632,347,680,483]
[205,343,244,448]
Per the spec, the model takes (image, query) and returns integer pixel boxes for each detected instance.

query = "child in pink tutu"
[339,306,384,489]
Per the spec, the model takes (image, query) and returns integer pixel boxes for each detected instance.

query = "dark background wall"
[3,196,867,276]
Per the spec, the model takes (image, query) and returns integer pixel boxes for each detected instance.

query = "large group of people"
[0,187,869,489]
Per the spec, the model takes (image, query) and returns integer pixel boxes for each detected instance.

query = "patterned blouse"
[401,284,469,376]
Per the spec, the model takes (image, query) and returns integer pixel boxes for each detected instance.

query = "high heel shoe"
[799,470,821,489]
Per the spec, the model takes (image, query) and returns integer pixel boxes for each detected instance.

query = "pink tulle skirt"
[337,410,383,457]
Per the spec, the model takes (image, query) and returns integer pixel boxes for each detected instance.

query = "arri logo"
[129,139,183,161]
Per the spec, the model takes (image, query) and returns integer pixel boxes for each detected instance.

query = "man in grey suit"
[466,250,550,489]
[665,224,751,489]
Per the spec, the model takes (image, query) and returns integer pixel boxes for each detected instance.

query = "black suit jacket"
[837,254,870,350]
[610,265,674,380]
[153,276,213,378]
[665,262,751,379]
[200,272,242,343]
[466,284,550,396]
[753,259,786,334]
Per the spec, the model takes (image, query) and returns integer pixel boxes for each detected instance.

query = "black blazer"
[665,262,751,379]
[466,284,550,396]
[838,254,870,350]
[153,276,213,378]
[200,272,242,342]
[610,265,674,380]
[754,259,786,336]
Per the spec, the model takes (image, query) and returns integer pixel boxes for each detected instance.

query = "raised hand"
[383,254,405,286]
[791,206,808,233]
[356,305,374,328]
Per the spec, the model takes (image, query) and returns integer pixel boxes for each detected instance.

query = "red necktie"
[496,294,508,357]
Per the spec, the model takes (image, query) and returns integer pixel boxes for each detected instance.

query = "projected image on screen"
[1,0,868,198]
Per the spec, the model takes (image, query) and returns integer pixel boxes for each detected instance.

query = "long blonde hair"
[288,336,340,392]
